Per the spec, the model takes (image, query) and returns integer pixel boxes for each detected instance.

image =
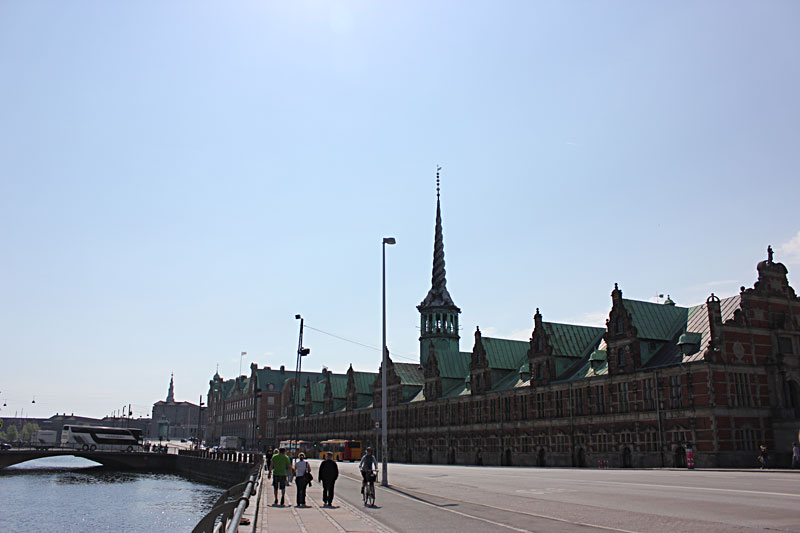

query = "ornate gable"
[323,369,333,414]
[528,309,556,386]
[303,378,312,417]
[345,365,357,411]
[424,345,443,401]
[469,327,492,395]
[603,284,641,374]
[374,354,403,407]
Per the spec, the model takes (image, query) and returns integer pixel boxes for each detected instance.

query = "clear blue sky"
[1,1,798,420]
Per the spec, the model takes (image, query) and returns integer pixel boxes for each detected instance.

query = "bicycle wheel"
[366,483,375,506]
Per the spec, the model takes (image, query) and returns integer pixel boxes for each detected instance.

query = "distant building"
[151,374,205,441]
[204,363,372,451]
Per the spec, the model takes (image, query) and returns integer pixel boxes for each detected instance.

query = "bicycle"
[362,471,376,507]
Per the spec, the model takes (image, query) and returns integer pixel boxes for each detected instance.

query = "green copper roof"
[394,362,424,385]
[482,337,529,370]
[435,350,471,378]
[622,299,689,341]
[543,322,605,358]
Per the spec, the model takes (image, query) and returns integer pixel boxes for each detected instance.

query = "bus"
[318,439,362,461]
[278,440,313,458]
[61,425,143,452]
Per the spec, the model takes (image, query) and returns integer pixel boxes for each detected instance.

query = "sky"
[1,1,799,420]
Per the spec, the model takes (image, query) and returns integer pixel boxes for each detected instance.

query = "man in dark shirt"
[318,452,339,506]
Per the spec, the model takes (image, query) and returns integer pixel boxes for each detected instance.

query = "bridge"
[0,448,175,470]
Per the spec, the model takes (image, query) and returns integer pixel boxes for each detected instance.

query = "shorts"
[361,471,377,483]
[272,475,287,489]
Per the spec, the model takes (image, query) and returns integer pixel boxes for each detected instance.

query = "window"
[669,376,682,408]
[572,388,584,416]
[536,392,546,418]
[618,382,629,412]
[732,373,752,407]
[617,348,626,368]
[554,390,564,417]
[643,378,655,410]
[779,336,793,355]
[596,386,606,414]
[735,427,758,451]
[615,316,624,334]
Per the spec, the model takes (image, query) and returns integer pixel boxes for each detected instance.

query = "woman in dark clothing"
[318,452,339,506]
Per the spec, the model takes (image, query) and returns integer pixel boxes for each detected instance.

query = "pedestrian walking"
[293,452,310,506]
[319,451,339,506]
[758,444,769,469]
[268,447,291,506]
[792,442,800,469]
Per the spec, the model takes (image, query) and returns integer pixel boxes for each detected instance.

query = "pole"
[381,237,395,487]
[293,315,305,461]
[198,395,203,448]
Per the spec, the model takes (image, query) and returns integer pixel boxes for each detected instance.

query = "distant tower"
[418,168,460,365]
[166,373,175,403]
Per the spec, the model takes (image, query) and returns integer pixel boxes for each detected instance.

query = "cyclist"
[359,447,378,495]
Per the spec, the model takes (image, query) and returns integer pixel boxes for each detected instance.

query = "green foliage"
[5,424,19,441]
[21,422,40,442]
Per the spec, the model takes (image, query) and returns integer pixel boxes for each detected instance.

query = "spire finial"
[419,165,456,310]
[767,244,774,263]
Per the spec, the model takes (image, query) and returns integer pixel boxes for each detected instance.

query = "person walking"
[758,444,769,469]
[293,452,310,506]
[268,447,291,506]
[319,451,339,506]
[792,442,800,469]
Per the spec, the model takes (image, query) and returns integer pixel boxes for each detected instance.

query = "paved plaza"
[254,460,800,532]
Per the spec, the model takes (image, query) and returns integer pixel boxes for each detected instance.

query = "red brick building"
[276,185,800,468]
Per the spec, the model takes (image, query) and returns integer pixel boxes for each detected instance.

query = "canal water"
[0,455,225,532]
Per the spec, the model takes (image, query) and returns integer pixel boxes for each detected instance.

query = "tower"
[166,373,175,403]
[418,168,460,365]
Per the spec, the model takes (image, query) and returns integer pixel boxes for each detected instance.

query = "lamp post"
[293,315,310,459]
[197,395,205,449]
[381,236,396,487]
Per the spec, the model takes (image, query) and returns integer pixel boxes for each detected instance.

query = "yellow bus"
[279,439,313,458]
[318,439,362,461]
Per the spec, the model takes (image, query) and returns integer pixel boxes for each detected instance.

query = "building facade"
[275,181,800,468]
[151,375,205,441]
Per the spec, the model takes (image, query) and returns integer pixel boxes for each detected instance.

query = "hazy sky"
[1,1,798,420]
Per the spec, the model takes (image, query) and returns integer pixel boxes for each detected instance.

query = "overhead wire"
[303,324,419,363]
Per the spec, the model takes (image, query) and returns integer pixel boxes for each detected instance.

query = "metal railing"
[191,455,264,533]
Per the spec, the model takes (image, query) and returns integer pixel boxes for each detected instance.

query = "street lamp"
[293,314,310,459]
[381,236,396,487]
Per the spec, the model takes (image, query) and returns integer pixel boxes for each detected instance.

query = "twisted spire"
[166,373,175,403]
[420,166,456,309]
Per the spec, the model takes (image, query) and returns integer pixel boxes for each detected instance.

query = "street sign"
[374,421,380,429]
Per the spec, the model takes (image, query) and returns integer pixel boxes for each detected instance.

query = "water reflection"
[0,456,225,532]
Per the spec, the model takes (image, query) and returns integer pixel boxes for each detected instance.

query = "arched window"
[617,348,626,367]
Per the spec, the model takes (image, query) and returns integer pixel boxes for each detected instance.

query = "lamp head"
[295,314,301,320]
[383,237,396,245]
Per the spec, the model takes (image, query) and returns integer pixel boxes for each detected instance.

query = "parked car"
[0,442,12,451]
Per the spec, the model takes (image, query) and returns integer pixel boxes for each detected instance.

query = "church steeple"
[418,167,460,365]
[166,373,175,403]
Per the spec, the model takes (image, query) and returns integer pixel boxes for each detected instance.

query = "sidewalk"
[254,479,392,533]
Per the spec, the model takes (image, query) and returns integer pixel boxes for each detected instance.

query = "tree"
[21,422,39,442]
[5,424,19,442]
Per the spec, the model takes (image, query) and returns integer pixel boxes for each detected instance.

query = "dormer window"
[615,317,624,334]
[535,337,543,352]
[617,348,626,367]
